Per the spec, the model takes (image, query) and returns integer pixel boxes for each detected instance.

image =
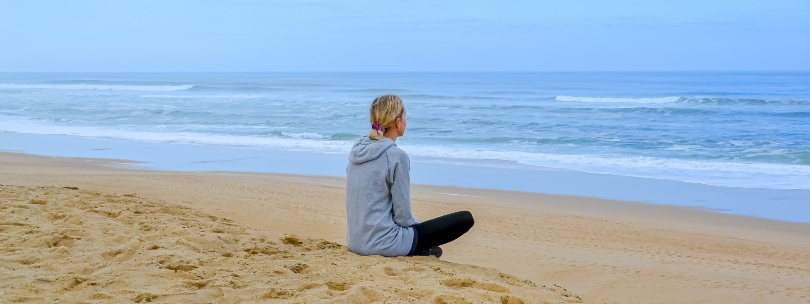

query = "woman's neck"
[383,129,398,141]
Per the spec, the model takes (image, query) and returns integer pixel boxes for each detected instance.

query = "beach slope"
[0,184,580,303]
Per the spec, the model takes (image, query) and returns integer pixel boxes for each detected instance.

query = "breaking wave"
[0,84,194,91]
[556,96,682,103]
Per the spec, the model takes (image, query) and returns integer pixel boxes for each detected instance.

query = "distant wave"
[556,96,682,103]
[402,94,505,101]
[264,130,328,140]
[556,96,808,105]
[140,94,268,99]
[0,118,352,152]
[188,86,279,92]
[0,84,194,91]
[341,88,410,93]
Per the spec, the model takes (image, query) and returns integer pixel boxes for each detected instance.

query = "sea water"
[1,73,809,221]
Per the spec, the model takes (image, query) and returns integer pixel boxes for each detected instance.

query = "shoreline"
[3,132,810,224]
[2,151,810,303]
[4,149,810,231]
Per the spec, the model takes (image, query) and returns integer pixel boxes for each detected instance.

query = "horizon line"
[2,70,810,74]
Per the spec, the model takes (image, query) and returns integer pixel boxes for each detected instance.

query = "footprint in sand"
[440,278,510,293]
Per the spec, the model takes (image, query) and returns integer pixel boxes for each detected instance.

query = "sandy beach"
[2,151,809,303]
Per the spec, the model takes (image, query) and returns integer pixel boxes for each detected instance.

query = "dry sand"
[0,185,571,303]
[1,152,809,303]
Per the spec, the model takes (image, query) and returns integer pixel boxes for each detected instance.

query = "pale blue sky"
[1,0,808,72]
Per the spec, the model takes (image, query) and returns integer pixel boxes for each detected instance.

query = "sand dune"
[0,184,582,303]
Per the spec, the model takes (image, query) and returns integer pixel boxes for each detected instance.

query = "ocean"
[1,72,809,221]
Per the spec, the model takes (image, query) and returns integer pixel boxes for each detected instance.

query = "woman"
[345,94,474,258]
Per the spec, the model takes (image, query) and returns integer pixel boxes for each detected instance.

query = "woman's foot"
[415,246,443,258]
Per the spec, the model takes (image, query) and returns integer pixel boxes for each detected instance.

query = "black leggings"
[408,211,474,255]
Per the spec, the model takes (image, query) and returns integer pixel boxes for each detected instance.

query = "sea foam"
[0,84,194,91]
[556,96,682,103]
[0,118,351,153]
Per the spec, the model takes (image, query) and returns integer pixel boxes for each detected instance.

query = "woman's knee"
[458,210,474,228]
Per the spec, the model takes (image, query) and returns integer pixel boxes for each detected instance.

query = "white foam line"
[556,96,681,103]
[0,84,194,91]
[437,192,480,197]
[0,118,351,152]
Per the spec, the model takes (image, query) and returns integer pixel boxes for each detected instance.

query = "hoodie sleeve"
[388,149,418,227]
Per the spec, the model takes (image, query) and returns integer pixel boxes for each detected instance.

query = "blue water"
[1,72,809,221]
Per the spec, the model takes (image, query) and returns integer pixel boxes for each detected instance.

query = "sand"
[0,185,574,303]
[1,151,810,303]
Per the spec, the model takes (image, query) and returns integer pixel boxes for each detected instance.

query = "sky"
[1,0,809,72]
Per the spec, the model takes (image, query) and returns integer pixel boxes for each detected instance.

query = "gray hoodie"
[345,136,418,256]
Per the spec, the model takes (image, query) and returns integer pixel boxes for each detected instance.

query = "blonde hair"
[368,95,405,140]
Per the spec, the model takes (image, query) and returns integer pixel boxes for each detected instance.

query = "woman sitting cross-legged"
[345,94,474,258]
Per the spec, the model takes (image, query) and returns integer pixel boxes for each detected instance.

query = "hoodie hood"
[349,136,396,165]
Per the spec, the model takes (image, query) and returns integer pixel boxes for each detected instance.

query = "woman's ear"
[397,117,405,135]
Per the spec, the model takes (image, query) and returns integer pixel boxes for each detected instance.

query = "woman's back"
[345,136,417,256]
